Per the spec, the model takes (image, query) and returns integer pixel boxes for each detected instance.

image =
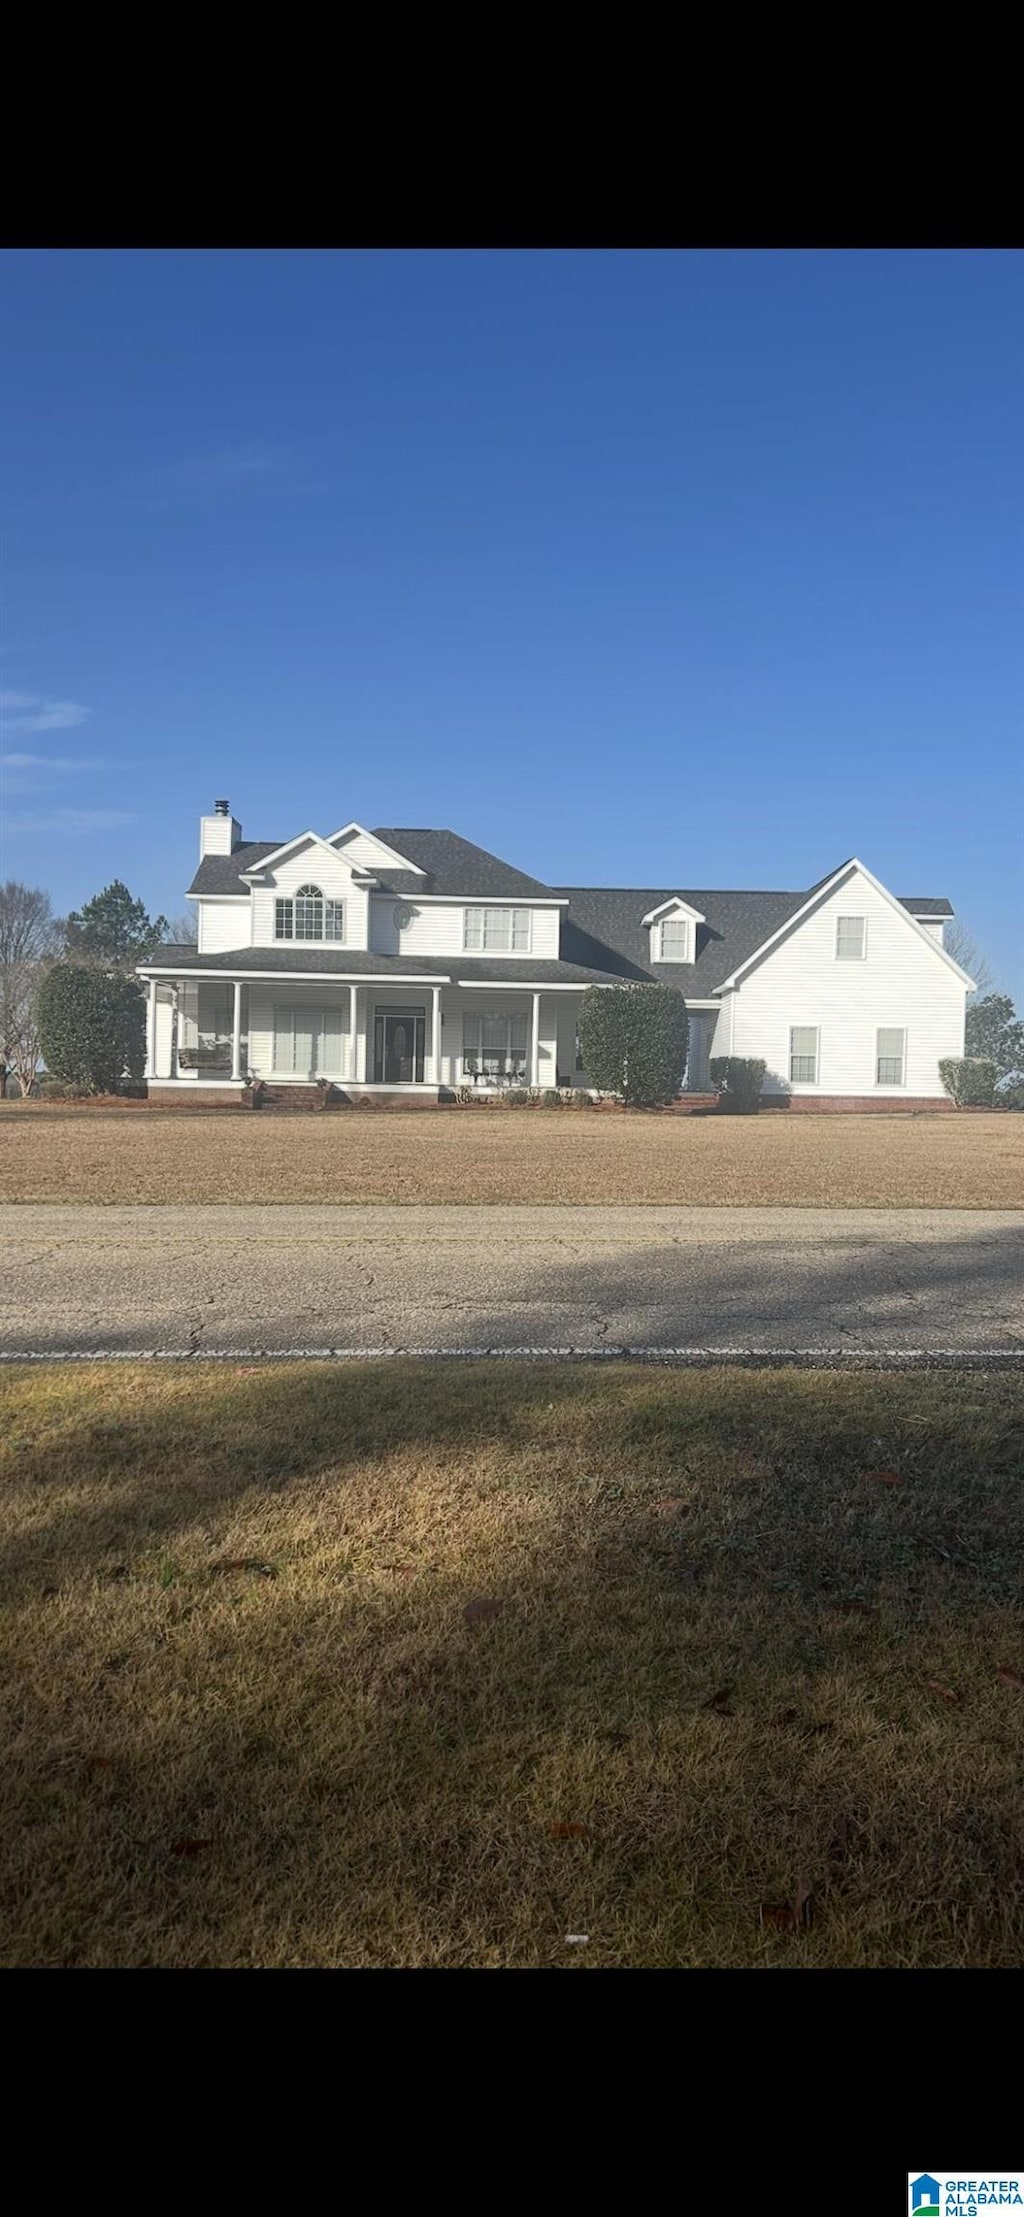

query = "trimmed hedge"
[577,985,688,1107]
[709,1056,766,1114]
[36,964,146,1095]
[938,1056,997,1108]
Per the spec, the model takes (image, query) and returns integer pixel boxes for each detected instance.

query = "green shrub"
[577,985,688,1107]
[36,964,146,1095]
[709,1056,766,1114]
[995,1079,1024,1111]
[938,1056,997,1108]
[542,1089,562,1107]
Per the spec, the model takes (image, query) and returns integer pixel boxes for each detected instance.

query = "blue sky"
[2,248,1021,995]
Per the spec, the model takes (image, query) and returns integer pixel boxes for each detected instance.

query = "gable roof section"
[557,875,963,995]
[712,858,974,990]
[328,823,427,874]
[372,828,553,899]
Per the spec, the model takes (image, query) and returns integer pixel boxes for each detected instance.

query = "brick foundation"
[761,1095,956,1113]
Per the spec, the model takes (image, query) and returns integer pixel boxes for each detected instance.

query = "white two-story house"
[137,801,974,1105]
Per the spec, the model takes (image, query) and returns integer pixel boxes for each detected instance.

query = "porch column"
[231,980,243,1081]
[146,979,157,1079]
[531,992,541,1087]
[349,984,358,1081]
[429,985,441,1085]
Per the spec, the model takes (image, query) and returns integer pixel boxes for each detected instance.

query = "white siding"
[250,845,370,950]
[197,900,251,952]
[916,917,946,947]
[369,897,561,959]
[728,867,967,1096]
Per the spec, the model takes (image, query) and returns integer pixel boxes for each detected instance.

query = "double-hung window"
[463,1011,529,1077]
[876,1027,906,1085]
[658,918,692,961]
[463,906,532,954]
[789,1025,819,1084]
[274,885,345,942]
[836,915,867,959]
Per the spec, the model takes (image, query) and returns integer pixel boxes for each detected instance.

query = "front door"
[373,1008,425,1084]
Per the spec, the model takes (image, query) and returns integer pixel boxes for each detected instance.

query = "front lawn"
[2,1360,1022,1967]
[1,1102,1021,1206]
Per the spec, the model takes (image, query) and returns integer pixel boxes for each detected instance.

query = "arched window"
[274,885,345,942]
[294,884,324,939]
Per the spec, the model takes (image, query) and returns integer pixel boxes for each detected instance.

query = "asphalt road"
[2,1205,1023,1365]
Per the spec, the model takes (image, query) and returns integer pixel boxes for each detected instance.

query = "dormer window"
[643,896,704,965]
[275,885,345,942]
[658,917,692,962]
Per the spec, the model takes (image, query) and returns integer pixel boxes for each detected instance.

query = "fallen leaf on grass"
[208,1558,278,1579]
[704,1686,734,1716]
[651,1496,690,1519]
[769,1706,800,1729]
[995,1666,1024,1688]
[463,1596,505,1624]
[831,1595,875,1615]
[170,1837,212,1858]
[862,1470,903,1487]
[85,1755,114,1772]
[547,1822,589,1840]
[926,1680,961,1704]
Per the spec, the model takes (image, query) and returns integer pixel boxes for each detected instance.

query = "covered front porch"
[144,977,585,1093]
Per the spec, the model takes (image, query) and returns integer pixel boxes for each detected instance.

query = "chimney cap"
[214,798,230,816]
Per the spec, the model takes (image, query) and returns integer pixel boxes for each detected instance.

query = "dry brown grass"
[2,1103,1022,1207]
[2,1359,1023,1968]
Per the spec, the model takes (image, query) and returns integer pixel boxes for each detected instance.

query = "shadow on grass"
[1,1361,1023,1967]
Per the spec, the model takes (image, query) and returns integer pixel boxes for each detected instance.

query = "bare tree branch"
[944,919,996,999]
[0,882,62,1095]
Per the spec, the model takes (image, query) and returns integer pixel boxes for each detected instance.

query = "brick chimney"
[199,798,242,857]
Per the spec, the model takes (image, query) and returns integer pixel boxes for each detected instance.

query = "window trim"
[463,906,533,955]
[789,1024,820,1086]
[875,1025,907,1087]
[835,914,867,961]
[273,884,346,945]
[656,916,692,963]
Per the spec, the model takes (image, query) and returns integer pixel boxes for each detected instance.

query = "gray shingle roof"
[556,887,806,991]
[372,828,553,898]
[557,883,957,992]
[184,827,955,991]
[140,947,625,986]
[188,842,283,896]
